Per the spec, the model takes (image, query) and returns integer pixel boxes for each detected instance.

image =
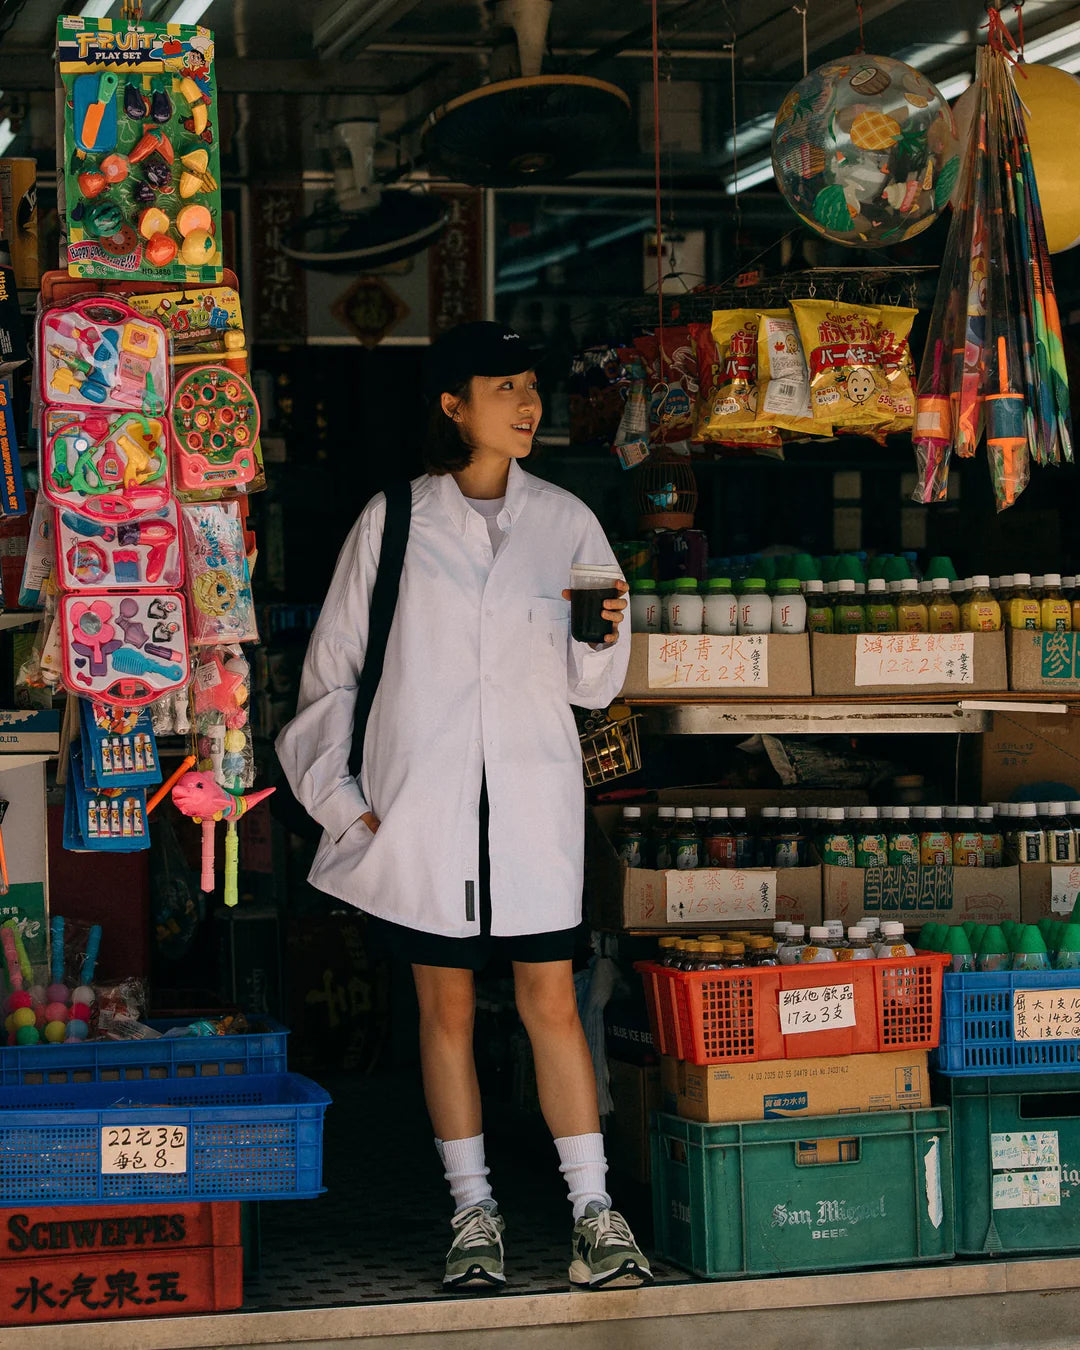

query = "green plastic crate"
[938,1072,1080,1255]
[651,1108,954,1279]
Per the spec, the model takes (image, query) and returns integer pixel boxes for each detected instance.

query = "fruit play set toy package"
[57,16,222,284]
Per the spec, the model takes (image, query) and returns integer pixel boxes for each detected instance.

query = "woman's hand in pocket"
[361,811,381,835]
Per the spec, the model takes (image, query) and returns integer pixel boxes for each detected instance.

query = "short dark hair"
[423,379,473,475]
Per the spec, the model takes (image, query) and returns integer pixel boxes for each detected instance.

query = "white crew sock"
[435,1134,494,1213]
[555,1133,612,1221]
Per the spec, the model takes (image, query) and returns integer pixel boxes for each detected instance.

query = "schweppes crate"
[651,1108,954,1279]
[0,1202,241,1325]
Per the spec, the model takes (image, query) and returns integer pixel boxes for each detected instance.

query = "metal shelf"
[635,701,992,736]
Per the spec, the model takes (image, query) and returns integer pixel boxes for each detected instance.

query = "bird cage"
[636,459,697,533]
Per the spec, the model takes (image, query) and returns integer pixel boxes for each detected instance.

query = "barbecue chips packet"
[689,321,782,453]
[755,310,820,437]
[872,305,917,433]
[792,299,891,427]
[633,327,697,443]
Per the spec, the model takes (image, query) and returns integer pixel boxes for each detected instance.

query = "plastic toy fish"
[171,770,274,907]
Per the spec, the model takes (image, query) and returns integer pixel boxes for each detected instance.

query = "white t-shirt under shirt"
[464,495,505,558]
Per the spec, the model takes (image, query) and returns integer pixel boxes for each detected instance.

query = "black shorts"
[365,771,580,972]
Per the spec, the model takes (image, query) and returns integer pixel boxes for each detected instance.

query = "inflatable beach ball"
[772,55,959,247]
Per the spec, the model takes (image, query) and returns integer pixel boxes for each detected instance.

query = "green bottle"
[944,925,975,973]
[805,580,834,634]
[923,556,959,583]
[833,579,865,634]
[1012,925,1051,972]
[976,925,1012,972]
[864,578,897,633]
[1053,922,1080,970]
[821,808,856,866]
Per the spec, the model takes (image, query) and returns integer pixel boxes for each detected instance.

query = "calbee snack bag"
[792,299,891,427]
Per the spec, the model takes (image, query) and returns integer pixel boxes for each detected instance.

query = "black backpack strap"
[348,478,412,780]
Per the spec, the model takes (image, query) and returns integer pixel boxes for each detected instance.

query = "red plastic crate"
[0,1202,240,1261]
[0,1245,242,1324]
[636,954,949,1066]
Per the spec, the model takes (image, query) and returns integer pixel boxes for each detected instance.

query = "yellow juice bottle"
[1040,572,1072,632]
[1007,572,1040,631]
[966,574,1002,632]
[895,579,928,633]
[998,575,1015,627]
[928,578,960,633]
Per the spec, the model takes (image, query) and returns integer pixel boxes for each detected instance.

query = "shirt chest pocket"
[528,597,570,679]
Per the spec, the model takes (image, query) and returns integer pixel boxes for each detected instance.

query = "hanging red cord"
[1014,0,1025,56]
[855,0,865,53]
[651,0,667,382]
[984,5,1023,67]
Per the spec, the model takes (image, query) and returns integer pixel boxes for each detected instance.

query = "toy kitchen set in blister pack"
[15,16,269,889]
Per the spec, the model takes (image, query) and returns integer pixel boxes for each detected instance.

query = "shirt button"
[484,675,491,683]
[486,609,493,617]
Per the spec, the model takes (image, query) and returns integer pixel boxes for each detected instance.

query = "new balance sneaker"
[443,1203,506,1291]
[568,1203,653,1289]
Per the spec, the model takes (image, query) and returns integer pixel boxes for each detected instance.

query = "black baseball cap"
[423,321,540,397]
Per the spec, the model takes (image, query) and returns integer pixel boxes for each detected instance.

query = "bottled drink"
[800,927,837,962]
[837,926,875,961]
[730,807,755,868]
[747,936,779,967]
[657,935,680,966]
[692,806,711,847]
[1016,802,1046,862]
[659,580,675,634]
[855,806,888,868]
[978,805,1003,868]
[875,921,916,959]
[757,806,780,866]
[630,580,661,634]
[1041,574,1072,633]
[668,578,703,635]
[696,938,727,971]
[1046,801,1076,863]
[1007,573,1040,630]
[737,579,773,635]
[833,579,864,634]
[772,920,791,947]
[652,805,676,869]
[824,918,845,949]
[975,926,1012,972]
[864,578,897,633]
[895,579,928,633]
[965,575,1002,632]
[772,579,807,634]
[777,924,807,964]
[952,806,984,867]
[943,925,976,973]
[703,806,734,868]
[919,806,951,867]
[703,578,738,635]
[1012,925,1052,972]
[805,580,834,634]
[678,939,704,970]
[614,806,646,868]
[1053,922,1080,970]
[928,578,960,633]
[821,807,856,866]
[724,941,748,969]
[888,806,920,866]
[1069,800,1080,862]
[774,807,806,867]
[670,807,700,870]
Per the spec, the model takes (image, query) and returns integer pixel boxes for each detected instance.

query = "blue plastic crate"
[0,1072,330,1205]
[933,970,1080,1075]
[0,1018,290,1087]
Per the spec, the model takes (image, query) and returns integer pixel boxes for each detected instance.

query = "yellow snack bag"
[701,308,784,435]
[873,305,917,433]
[755,310,821,436]
[791,299,891,427]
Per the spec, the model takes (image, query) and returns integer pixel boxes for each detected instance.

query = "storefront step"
[12,1257,1080,1350]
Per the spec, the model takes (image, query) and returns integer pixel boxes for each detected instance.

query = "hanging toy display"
[771,54,959,247]
[56,16,222,283]
[911,35,1072,510]
[170,771,274,908]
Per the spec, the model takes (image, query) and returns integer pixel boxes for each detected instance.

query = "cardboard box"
[0,160,38,292]
[660,1050,929,1123]
[980,710,1080,801]
[1019,861,1080,924]
[605,994,657,1066]
[620,632,812,699]
[606,1059,659,1184]
[823,862,1021,928]
[588,798,823,932]
[1007,629,1080,693]
[811,632,1007,697]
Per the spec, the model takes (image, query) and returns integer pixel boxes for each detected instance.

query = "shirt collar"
[433,459,530,535]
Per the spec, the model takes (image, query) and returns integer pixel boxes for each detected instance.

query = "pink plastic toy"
[170,770,274,908]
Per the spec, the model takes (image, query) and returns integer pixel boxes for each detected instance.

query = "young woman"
[277,321,650,1292]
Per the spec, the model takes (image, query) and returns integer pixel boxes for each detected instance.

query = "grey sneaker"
[443,1203,506,1291]
[569,1203,653,1289]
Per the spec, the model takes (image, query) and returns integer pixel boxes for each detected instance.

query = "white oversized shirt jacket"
[276,462,630,938]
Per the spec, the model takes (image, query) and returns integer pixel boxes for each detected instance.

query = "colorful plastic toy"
[56,500,182,589]
[170,364,259,490]
[59,591,190,706]
[170,771,274,907]
[40,298,169,415]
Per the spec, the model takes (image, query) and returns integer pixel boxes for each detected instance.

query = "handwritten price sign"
[1051,866,1080,916]
[1013,990,1080,1041]
[853,633,974,686]
[100,1125,188,1174]
[778,983,856,1035]
[665,868,776,923]
[648,634,769,689]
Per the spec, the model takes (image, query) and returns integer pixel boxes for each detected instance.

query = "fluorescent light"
[724,158,775,195]
[165,0,214,23]
[0,120,15,157]
[1022,19,1080,63]
[1059,50,1080,73]
[938,73,973,100]
[79,0,118,16]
